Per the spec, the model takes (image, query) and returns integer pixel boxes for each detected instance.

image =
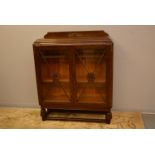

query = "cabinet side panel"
[106,44,113,109]
[33,45,43,106]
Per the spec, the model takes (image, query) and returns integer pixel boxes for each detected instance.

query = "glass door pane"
[75,48,106,104]
[40,49,70,103]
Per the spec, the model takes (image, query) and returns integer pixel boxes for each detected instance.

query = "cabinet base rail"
[41,107,112,124]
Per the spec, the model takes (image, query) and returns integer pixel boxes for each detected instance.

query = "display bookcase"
[33,31,113,124]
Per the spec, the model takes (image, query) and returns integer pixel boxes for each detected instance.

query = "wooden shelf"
[42,79,69,83]
[77,79,105,83]
[41,55,66,59]
[42,55,103,59]
[42,79,105,86]
[44,100,70,103]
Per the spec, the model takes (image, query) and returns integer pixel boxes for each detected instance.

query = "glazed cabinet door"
[34,47,72,106]
[74,46,109,110]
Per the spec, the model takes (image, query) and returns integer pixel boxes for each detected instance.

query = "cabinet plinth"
[33,31,113,124]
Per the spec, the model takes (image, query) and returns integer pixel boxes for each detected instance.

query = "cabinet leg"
[105,112,112,124]
[41,107,47,121]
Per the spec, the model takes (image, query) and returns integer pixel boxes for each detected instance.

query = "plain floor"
[142,113,155,129]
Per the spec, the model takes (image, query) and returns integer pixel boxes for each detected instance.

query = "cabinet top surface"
[34,31,113,46]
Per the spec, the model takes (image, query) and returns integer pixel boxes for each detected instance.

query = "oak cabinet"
[33,31,113,124]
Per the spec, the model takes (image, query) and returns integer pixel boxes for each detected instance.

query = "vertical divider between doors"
[68,47,77,105]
